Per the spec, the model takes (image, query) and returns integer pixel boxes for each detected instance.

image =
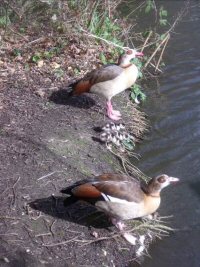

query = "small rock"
[102,249,107,256]
[91,231,98,238]
[35,89,45,98]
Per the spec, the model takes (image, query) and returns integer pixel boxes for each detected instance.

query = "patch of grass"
[130,84,146,104]
[12,48,22,57]
[31,53,42,63]
[129,216,174,241]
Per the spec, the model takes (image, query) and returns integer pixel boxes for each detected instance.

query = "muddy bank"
[0,71,150,267]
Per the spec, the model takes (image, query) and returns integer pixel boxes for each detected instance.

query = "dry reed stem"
[155,35,170,72]
[141,31,153,52]
[143,33,170,69]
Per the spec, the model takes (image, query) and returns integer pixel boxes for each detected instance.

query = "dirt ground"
[0,60,152,267]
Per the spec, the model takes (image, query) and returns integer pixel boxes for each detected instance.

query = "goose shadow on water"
[29,195,112,229]
[49,89,96,109]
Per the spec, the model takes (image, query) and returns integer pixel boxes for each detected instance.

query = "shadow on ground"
[49,89,96,109]
[29,195,112,229]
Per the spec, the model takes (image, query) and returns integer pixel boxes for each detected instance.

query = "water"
[130,2,200,267]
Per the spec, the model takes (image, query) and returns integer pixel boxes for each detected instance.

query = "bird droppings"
[2,257,10,263]
[102,249,107,256]
[91,231,99,238]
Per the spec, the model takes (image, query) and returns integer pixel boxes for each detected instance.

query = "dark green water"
[129,1,200,266]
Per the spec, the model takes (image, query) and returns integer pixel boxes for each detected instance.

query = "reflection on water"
[130,2,200,267]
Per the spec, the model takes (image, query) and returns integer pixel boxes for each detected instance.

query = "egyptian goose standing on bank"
[61,173,179,245]
[69,49,143,120]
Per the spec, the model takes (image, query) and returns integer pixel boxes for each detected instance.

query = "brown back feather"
[72,183,101,198]
[72,65,123,95]
[93,173,144,203]
[72,80,92,95]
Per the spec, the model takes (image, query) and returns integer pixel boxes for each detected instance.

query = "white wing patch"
[101,193,130,204]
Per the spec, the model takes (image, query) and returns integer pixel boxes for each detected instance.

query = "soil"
[0,70,149,267]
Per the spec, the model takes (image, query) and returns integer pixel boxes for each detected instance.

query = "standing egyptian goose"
[61,173,179,245]
[69,49,143,120]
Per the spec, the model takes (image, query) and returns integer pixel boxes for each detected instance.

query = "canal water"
[129,1,200,267]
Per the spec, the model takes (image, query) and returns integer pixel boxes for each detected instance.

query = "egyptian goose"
[61,173,179,245]
[69,49,143,120]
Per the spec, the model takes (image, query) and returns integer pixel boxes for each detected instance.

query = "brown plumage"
[69,49,143,120]
[61,173,179,245]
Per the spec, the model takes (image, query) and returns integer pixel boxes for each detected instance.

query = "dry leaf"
[37,60,44,68]
[51,62,60,69]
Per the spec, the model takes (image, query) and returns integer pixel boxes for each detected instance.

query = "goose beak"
[136,52,144,57]
[168,177,180,184]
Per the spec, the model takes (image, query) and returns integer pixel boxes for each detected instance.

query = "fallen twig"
[37,171,63,181]
[75,233,121,246]
[8,27,28,41]
[35,233,52,238]
[0,216,20,220]
[11,176,21,209]
[42,235,80,247]
[24,37,46,47]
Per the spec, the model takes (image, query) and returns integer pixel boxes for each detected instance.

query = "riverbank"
[0,1,175,266]
[0,76,149,266]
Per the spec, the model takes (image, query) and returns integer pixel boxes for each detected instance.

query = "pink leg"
[106,101,121,121]
[111,218,136,245]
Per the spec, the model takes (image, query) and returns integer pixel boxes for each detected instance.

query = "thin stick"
[80,28,130,51]
[3,0,21,19]
[42,236,80,247]
[0,216,20,220]
[25,37,46,47]
[8,27,28,41]
[126,1,146,18]
[11,176,21,208]
[37,171,63,181]
[141,31,153,52]
[155,35,170,72]
[149,62,162,73]
[143,33,169,69]
[76,233,121,246]
[35,233,52,238]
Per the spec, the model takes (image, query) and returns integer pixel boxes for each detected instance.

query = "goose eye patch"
[157,176,166,183]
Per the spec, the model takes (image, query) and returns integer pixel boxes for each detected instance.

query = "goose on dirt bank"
[68,49,143,120]
[61,173,179,245]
